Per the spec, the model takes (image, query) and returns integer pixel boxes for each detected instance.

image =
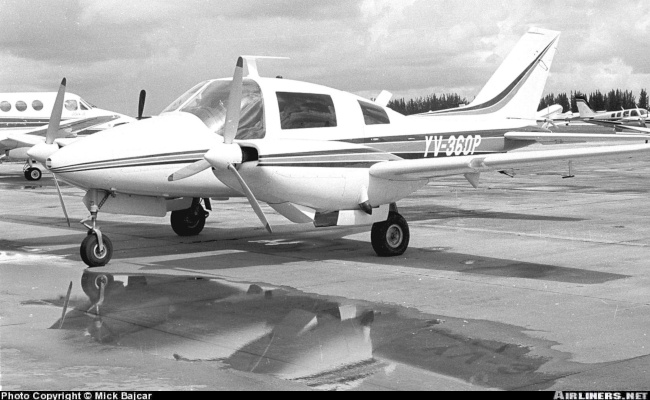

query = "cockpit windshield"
[161,79,265,140]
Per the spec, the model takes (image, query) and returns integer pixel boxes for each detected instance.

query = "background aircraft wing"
[369,143,650,181]
[8,115,124,141]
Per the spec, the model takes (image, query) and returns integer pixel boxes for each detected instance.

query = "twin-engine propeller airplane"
[28,27,650,268]
[0,90,135,180]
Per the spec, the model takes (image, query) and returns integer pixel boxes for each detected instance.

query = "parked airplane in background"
[27,28,650,268]
[0,91,135,180]
[576,96,648,131]
[535,104,565,129]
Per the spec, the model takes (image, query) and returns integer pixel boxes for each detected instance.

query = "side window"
[16,101,27,111]
[32,100,44,111]
[610,113,615,118]
[277,92,337,129]
[80,102,89,110]
[0,101,10,112]
[616,112,622,118]
[623,110,630,117]
[358,100,389,125]
[631,110,638,117]
[65,100,78,111]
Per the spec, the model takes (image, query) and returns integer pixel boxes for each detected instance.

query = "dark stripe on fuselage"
[52,149,210,171]
[51,159,204,173]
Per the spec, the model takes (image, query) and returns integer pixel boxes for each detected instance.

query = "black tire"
[80,234,113,267]
[170,204,206,236]
[81,271,114,303]
[24,167,41,181]
[371,212,410,257]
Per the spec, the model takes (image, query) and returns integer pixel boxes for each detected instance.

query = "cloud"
[1,0,649,115]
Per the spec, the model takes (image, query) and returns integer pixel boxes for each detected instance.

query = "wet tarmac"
[1,137,649,391]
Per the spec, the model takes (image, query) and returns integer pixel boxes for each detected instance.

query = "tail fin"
[426,27,560,120]
[575,96,596,118]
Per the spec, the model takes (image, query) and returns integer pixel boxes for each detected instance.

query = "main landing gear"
[170,198,210,236]
[371,210,410,257]
[23,159,42,181]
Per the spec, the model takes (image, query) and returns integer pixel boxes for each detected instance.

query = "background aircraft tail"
[575,96,596,118]
[424,27,560,121]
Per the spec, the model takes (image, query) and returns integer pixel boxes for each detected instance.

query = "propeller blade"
[52,172,70,227]
[167,159,211,182]
[138,89,146,120]
[46,78,66,145]
[227,163,272,233]
[223,57,244,144]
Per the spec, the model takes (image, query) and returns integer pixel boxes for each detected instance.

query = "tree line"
[387,88,649,115]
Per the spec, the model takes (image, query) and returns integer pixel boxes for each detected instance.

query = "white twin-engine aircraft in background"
[27,27,650,268]
[0,90,136,180]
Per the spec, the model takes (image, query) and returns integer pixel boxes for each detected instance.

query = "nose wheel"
[23,159,42,181]
[80,232,113,267]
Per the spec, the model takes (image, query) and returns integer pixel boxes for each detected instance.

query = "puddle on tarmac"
[41,271,574,391]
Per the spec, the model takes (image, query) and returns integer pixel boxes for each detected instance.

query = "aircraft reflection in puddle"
[58,271,382,390]
[52,271,559,390]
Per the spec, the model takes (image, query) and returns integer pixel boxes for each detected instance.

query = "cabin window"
[0,101,10,112]
[610,113,615,118]
[65,100,78,111]
[631,110,639,117]
[358,100,390,125]
[616,112,622,118]
[277,92,337,129]
[80,102,89,110]
[641,109,648,116]
[15,101,27,112]
[623,110,630,117]
[32,100,43,111]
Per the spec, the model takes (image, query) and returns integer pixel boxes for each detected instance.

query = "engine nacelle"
[214,139,428,211]
[7,147,31,159]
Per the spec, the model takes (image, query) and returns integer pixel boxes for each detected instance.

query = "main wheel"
[170,203,207,236]
[371,212,410,257]
[24,167,42,181]
[80,234,113,267]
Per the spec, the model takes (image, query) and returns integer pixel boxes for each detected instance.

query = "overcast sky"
[1,0,649,116]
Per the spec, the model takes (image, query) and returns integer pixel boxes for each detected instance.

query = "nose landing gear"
[23,159,42,181]
[80,190,114,268]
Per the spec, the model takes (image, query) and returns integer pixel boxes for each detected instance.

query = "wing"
[581,119,650,134]
[504,131,650,144]
[369,143,650,181]
[2,115,125,149]
[17,115,123,139]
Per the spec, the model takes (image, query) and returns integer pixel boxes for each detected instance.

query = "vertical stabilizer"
[575,97,596,118]
[424,28,560,121]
